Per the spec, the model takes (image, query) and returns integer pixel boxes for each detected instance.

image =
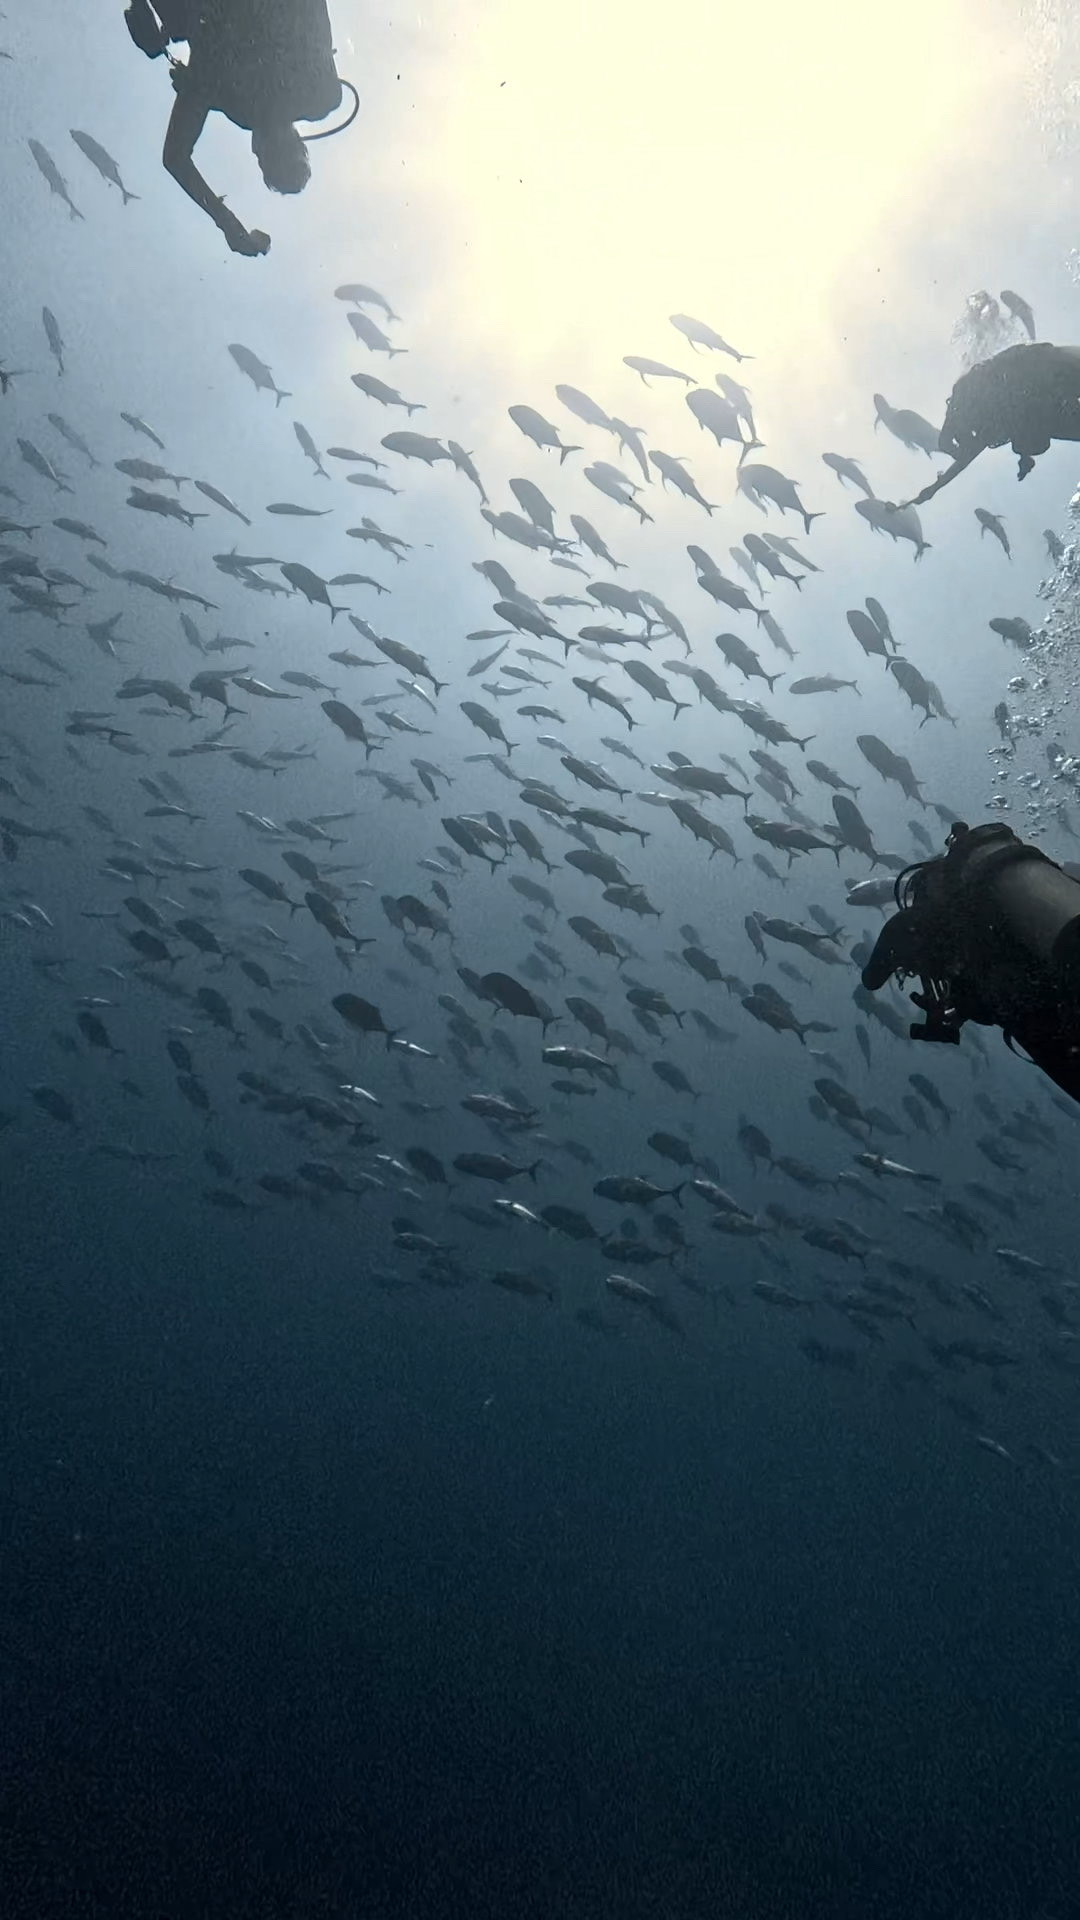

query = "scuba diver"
[862,821,1080,1103]
[124,0,352,255]
[895,342,1080,511]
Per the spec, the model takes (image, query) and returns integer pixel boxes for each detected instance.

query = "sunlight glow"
[414,0,1019,373]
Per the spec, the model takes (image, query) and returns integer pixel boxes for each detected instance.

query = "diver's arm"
[861,908,926,991]
[162,88,230,230]
[163,87,268,254]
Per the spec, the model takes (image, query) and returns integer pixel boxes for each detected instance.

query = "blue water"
[9,1171,1080,1915]
[5,5,1080,1914]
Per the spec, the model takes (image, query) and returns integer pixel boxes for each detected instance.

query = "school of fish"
[3,126,1077,1473]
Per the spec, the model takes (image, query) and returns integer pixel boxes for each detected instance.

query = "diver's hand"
[223,216,271,257]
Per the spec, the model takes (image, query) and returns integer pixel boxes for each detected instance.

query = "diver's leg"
[125,0,170,56]
[125,0,197,53]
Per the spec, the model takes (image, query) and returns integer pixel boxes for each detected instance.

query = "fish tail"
[273,388,291,408]
[802,512,825,533]
[558,444,583,465]
[121,189,140,205]
[406,404,425,416]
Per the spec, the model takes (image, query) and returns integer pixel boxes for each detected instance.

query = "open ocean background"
[5,3,1080,1913]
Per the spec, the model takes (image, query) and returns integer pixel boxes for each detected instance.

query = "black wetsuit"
[175,0,340,128]
[129,0,340,127]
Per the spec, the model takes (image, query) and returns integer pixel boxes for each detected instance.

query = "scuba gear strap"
[303,78,359,139]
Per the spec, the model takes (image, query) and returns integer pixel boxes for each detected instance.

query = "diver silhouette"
[125,0,345,255]
[862,822,1080,1103]
[894,342,1080,510]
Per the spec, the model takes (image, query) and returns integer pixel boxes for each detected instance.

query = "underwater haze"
[6,3,1080,1914]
